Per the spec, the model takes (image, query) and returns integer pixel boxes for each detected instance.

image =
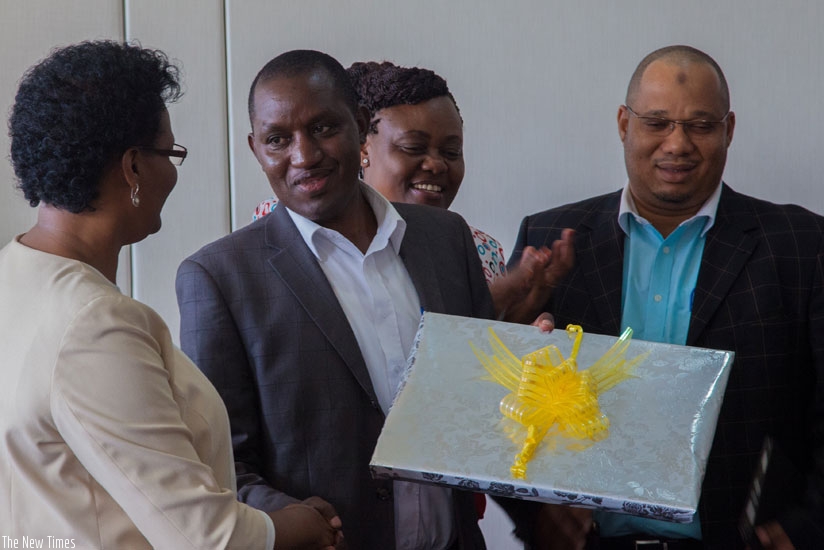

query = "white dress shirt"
[286,183,456,549]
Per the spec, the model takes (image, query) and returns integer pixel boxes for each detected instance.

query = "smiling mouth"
[656,163,697,181]
[411,183,444,193]
[293,170,332,192]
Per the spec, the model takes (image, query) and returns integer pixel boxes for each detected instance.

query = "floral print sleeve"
[252,197,278,221]
[470,226,506,284]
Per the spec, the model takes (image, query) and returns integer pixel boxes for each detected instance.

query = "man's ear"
[247,132,257,156]
[724,111,735,147]
[617,105,630,143]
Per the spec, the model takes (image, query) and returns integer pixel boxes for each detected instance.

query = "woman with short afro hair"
[10,41,181,213]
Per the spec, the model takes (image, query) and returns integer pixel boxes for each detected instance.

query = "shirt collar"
[617,180,722,237]
[285,181,407,259]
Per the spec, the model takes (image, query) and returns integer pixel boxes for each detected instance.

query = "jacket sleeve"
[52,293,271,549]
[778,233,824,546]
[176,257,301,512]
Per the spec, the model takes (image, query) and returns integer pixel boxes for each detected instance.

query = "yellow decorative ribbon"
[470,324,647,479]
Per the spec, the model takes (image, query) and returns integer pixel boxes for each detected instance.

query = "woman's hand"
[492,229,575,324]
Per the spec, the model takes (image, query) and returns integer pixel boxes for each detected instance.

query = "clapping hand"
[492,228,575,325]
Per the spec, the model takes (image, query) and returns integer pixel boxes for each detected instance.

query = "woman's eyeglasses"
[137,143,188,165]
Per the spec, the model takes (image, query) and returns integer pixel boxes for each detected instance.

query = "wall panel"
[226,0,823,258]
[126,0,231,338]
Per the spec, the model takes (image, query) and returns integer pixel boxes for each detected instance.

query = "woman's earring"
[359,157,369,179]
[131,184,140,207]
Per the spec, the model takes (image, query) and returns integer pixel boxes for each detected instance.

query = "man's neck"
[629,193,704,239]
[321,187,378,254]
[641,211,691,238]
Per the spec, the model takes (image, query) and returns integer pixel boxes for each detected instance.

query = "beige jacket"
[0,237,271,549]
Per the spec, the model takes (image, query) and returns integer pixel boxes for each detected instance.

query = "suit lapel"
[687,185,757,345]
[575,194,625,335]
[263,206,379,403]
[395,204,446,313]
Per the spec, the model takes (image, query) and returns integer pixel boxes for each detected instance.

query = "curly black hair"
[9,40,182,213]
[346,61,460,134]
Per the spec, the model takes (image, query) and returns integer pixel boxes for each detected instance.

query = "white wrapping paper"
[370,312,733,522]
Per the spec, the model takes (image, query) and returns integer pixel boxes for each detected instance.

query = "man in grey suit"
[510,46,824,549]
[177,50,501,549]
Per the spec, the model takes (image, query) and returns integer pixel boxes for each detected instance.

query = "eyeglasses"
[138,143,188,165]
[624,105,729,137]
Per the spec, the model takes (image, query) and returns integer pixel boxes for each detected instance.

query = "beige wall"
[2,1,823,545]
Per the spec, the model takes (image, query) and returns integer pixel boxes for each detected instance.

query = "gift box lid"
[370,312,733,522]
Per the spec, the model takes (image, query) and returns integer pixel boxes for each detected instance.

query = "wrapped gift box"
[370,312,733,522]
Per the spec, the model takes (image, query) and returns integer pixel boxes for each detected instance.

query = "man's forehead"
[255,73,348,115]
[255,68,334,99]
[252,75,343,120]
[640,59,719,91]
[634,60,725,109]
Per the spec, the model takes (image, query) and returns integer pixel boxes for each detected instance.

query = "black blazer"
[177,200,494,549]
[510,184,824,549]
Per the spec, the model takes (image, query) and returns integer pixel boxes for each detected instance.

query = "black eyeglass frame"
[137,143,188,165]
[623,105,730,137]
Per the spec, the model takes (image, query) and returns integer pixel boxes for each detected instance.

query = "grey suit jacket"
[509,184,824,549]
[177,200,494,549]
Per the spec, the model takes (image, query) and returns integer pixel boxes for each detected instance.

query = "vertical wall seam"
[121,0,129,37]
[223,0,235,233]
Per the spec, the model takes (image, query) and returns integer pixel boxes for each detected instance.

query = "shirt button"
[662,246,671,254]
[654,294,663,302]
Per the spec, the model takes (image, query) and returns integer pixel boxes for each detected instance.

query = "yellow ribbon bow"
[471,324,647,479]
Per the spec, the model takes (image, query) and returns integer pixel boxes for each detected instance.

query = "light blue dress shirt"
[593,183,722,540]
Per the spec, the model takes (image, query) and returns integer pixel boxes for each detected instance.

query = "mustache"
[290,167,334,185]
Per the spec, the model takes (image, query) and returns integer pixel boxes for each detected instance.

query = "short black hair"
[8,40,181,213]
[626,45,730,112]
[248,49,359,127]
[346,61,460,133]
